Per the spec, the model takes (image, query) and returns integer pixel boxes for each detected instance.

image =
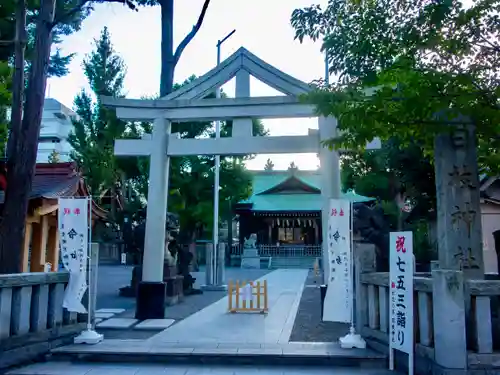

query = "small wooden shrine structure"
[0,162,107,272]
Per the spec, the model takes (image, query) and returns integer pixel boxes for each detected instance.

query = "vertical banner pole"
[338,199,366,349]
[350,200,355,329]
[74,195,103,345]
[87,196,92,331]
[389,347,394,370]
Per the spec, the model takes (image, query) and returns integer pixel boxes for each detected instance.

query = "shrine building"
[0,162,108,272]
[234,167,374,247]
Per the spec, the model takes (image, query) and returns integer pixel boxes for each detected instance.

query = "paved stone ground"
[289,270,349,342]
[95,266,271,339]
[6,361,398,375]
[148,269,308,345]
[96,265,271,314]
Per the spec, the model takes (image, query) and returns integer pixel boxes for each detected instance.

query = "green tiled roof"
[239,170,374,212]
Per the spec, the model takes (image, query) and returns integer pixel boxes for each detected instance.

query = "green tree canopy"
[69,29,267,241]
[291,0,500,174]
[69,27,130,198]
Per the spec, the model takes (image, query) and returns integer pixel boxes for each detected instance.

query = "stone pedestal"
[353,242,376,334]
[240,247,261,269]
[163,263,182,305]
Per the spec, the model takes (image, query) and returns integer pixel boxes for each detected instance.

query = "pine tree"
[69,27,145,209]
[264,158,274,171]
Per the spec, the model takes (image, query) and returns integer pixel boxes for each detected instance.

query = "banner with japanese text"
[58,198,89,313]
[323,199,352,323]
[389,231,414,355]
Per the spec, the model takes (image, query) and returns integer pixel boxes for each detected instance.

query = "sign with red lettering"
[58,198,90,314]
[389,232,414,359]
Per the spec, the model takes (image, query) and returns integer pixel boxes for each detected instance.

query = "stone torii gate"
[102,47,379,319]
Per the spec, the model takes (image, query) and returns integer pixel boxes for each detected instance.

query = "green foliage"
[291,0,500,174]
[69,30,264,240]
[0,0,94,77]
[69,27,147,210]
[0,61,11,156]
[342,138,435,218]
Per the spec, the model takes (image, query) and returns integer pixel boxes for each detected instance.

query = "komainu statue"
[352,203,390,272]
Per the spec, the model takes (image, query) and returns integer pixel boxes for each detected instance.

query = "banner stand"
[339,200,366,349]
[69,196,103,345]
[74,241,103,344]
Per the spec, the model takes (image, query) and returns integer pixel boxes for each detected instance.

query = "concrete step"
[6,361,399,375]
[45,340,387,369]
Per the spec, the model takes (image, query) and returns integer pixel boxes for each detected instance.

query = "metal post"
[212,29,236,286]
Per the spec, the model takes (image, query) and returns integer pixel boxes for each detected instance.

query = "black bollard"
[320,284,328,320]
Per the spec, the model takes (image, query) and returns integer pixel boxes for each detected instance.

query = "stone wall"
[0,272,85,370]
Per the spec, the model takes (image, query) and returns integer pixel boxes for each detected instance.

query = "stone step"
[7,361,400,375]
[47,340,387,368]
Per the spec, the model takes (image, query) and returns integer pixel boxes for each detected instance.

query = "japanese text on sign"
[58,198,90,314]
[389,231,414,355]
[323,199,352,324]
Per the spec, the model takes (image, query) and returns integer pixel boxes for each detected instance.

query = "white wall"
[37,98,76,163]
[481,201,500,274]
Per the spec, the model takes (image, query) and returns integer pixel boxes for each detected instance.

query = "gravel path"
[289,270,349,342]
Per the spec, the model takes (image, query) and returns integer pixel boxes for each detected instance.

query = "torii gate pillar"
[136,117,171,320]
[318,115,342,284]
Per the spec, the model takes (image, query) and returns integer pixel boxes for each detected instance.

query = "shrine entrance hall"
[103,46,379,320]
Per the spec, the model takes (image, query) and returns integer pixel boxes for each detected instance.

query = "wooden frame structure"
[0,162,107,273]
[227,279,268,314]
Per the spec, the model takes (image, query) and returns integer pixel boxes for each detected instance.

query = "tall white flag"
[323,199,352,323]
[58,198,89,313]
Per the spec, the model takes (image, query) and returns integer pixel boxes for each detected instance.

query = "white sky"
[46,0,328,170]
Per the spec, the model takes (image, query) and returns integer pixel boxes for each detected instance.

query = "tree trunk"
[159,0,175,97]
[0,0,55,274]
[6,0,27,160]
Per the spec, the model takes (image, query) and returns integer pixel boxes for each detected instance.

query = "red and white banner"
[58,198,90,314]
[323,199,352,323]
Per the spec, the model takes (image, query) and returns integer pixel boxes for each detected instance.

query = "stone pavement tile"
[281,346,330,357]
[192,347,238,355]
[85,364,141,375]
[148,270,308,346]
[53,340,149,354]
[96,308,125,314]
[134,319,175,330]
[217,342,261,349]
[97,318,138,329]
[6,361,94,375]
[95,312,115,319]
[184,366,236,375]
[136,366,188,375]
[237,347,283,355]
[148,346,195,354]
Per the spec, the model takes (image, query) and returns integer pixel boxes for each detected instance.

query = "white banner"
[389,231,414,355]
[58,198,89,314]
[323,199,352,323]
